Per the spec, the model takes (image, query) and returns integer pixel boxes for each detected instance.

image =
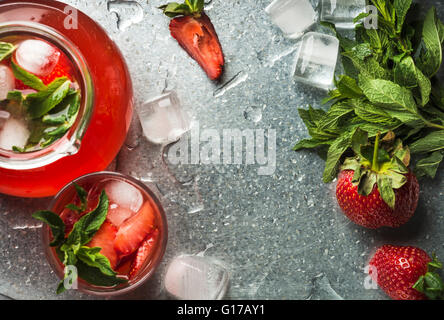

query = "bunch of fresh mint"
[33,185,126,294]
[0,41,80,152]
[293,0,444,182]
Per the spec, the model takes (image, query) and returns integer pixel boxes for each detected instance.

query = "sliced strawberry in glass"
[128,229,159,279]
[87,221,119,270]
[114,201,156,256]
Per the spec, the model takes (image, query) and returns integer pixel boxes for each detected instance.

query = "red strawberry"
[114,201,156,256]
[336,170,419,228]
[335,132,419,229]
[129,229,159,279]
[160,1,224,80]
[87,221,119,270]
[369,245,444,300]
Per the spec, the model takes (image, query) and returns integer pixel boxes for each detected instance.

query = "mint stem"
[372,132,381,171]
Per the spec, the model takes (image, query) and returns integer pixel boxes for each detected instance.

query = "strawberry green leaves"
[340,131,411,208]
[159,0,204,17]
[413,255,444,300]
[33,186,127,294]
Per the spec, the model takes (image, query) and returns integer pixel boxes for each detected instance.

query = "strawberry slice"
[87,221,119,270]
[114,201,156,256]
[160,1,224,80]
[128,229,159,279]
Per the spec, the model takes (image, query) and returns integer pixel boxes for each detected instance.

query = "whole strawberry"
[160,0,224,80]
[336,131,419,228]
[369,245,444,300]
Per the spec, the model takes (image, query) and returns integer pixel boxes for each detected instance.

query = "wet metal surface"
[0,0,443,299]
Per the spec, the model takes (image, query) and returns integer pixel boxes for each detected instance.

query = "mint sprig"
[33,186,127,294]
[11,60,46,91]
[294,0,444,181]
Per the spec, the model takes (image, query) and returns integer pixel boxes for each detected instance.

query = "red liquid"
[0,0,133,197]
[48,173,167,289]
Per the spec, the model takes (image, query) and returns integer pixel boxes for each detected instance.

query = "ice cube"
[104,180,143,212]
[321,0,367,29]
[164,255,230,300]
[0,117,30,150]
[138,91,190,145]
[265,0,317,39]
[0,65,15,101]
[0,110,10,130]
[293,32,339,90]
[107,204,136,227]
[15,39,60,77]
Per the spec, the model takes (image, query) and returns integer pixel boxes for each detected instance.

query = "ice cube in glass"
[138,91,190,145]
[0,65,14,100]
[321,0,367,29]
[15,39,60,77]
[293,32,339,90]
[265,0,317,39]
[164,255,230,300]
[0,117,30,150]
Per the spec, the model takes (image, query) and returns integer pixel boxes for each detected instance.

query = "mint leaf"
[335,75,364,99]
[414,151,444,178]
[26,78,71,119]
[394,56,431,106]
[32,211,66,247]
[77,246,117,277]
[0,41,16,61]
[323,129,357,183]
[65,191,109,247]
[394,0,412,32]
[10,60,46,91]
[359,76,423,126]
[416,7,442,78]
[409,130,444,153]
[76,260,127,287]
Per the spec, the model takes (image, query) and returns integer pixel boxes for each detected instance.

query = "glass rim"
[43,171,168,297]
[0,21,94,170]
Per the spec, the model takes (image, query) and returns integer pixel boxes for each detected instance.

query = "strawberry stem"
[371,132,381,171]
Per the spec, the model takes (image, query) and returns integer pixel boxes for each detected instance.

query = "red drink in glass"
[0,0,133,197]
[43,172,168,295]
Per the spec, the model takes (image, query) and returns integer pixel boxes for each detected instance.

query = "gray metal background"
[0,0,442,300]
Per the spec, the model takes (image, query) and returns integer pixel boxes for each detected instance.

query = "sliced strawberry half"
[87,221,119,270]
[114,201,156,256]
[169,13,224,80]
[128,229,159,280]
